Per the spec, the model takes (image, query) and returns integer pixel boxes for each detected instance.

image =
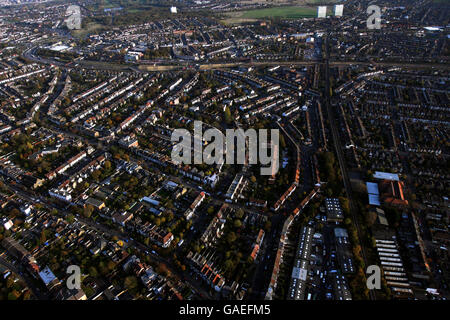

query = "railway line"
[323,34,376,301]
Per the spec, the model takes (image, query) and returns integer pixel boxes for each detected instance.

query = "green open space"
[239,6,317,19]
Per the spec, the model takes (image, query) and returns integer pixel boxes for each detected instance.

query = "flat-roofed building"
[334,4,344,17]
[325,198,344,222]
[317,6,327,18]
[288,226,314,300]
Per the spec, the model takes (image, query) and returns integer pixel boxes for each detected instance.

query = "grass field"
[223,5,318,24]
[98,0,117,9]
[241,6,317,19]
[237,0,336,4]
[71,23,107,38]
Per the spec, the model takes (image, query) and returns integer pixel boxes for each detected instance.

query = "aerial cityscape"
[0,0,448,307]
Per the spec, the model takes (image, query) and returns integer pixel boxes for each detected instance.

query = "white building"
[317,6,327,18]
[334,4,344,17]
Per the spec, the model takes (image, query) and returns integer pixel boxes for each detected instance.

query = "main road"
[23,45,450,74]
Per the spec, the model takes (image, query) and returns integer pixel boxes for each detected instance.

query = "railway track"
[323,35,376,301]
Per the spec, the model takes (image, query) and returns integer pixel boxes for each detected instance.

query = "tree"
[6,276,14,288]
[7,291,18,300]
[92,170,101,181]
[98,262,108,276]
[88,266,98,278]
[224,259,233,271]
[165,200,174,210]
[339,197,350,215]
[156,263,169,277]
[23,290,31,300]
[280,134,286,149]
[366,210,378,227]
[66,214,75,223]
[9,209,20,219]
[83,205,94,218]
[234,219,242,228]
[124,276,138,290]
[226,232,237,244]
[40,230,46,244]
[353,245,362,259]
[224,107,232,124]
[264,220,272,232]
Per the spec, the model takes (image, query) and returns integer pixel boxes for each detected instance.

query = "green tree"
[83,205,94,218]
[124,276,138,290]
[88,266,98,278]
[224,259,233,271]
[226,232,237,244]
[224,107,232,124]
